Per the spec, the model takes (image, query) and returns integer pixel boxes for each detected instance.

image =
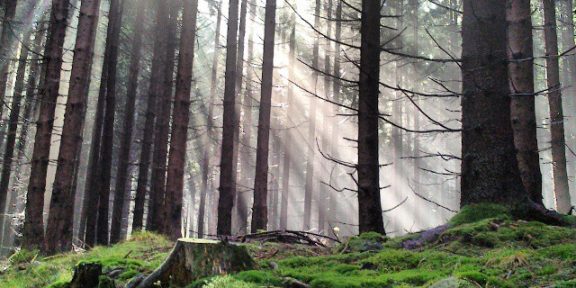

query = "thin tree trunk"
[0,0,18,213]
[303,0,321,231]
[280,5,296,231]
[318,0,333,234]
[217,0,240,236]
[22,0,71,250]
[132,0,171,231]
[460,0,525,206]
[0,31,31,247]
[0,0,17,123]
[165,0,199,240]
[357,0,385,234]
[45,0,102,254]
[507,0,543,204]
[328,0,342,229]
[542,0,572,213]
[110,0,146,244]
[198,2,222,238]
[251,0,276,233]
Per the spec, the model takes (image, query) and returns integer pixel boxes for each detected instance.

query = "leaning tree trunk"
[134,239,254,288]
[197,1,222,238]
[165,0,199,240]
[111,0,146,243]
[45,0,102,254]
[22,0,71,250]
[357,0,385,234]
[460,0,525,206]
[542,0,572,214]
[217,0,240,236]
[507,0,543,204]
[251,0,277,233]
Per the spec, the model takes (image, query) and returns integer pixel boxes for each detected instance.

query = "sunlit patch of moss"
[339,232,388,253]
[0,232,172,288]
[233,270,283,286]
[189,275,260,288]
[450,204,511,226]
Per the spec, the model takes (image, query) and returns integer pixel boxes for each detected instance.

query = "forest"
[0,0,576,287]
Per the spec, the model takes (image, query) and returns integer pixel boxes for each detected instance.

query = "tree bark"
[507,0,543,204]
[357,0,385,234]
[460,0,525,206]
[542,0,572,213]
[217,0,240,236]
[198,2,222,238]
[45,0,102,254]
[22,0,71,250]
[251,0,276,233]
[165,0,199,240]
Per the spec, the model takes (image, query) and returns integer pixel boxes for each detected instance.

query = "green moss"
[0,232,172,288]
[450,204,510,226]
[233,270,283,286]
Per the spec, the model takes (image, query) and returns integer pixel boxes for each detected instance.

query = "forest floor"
[1,205,576,288]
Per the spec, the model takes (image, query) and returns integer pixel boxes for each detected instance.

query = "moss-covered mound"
[0,232,172,287]
[205,205,576,288]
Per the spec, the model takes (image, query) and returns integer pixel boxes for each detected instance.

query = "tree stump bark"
[68,262,102,288]
[136,239,255,287]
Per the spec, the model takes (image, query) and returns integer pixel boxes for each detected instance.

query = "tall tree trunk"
[303,0,321,231]
[217,0,240,236]
[45,0,102,254]
[132,0,171,231]
[318,0,333,234]
[507,0,543,204]
[460,0,525,206]
[328,0,342,229]
[110,0,146,244]
[0,0,18,213]
[280,4,296,231]
[165,0,199,240]
[357,0,385,234]
[93,0,123,246]
[251,0,276,233]
[22,0,71,250]
[232,0,248,236]
[148,1,178,233]
[0,0,17,122]
[81,47,109,247]
[542,0,572,213]
[198,2,222,238]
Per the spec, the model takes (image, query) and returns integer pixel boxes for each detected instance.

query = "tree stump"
[68,262,102,288]
[136,239,255,288]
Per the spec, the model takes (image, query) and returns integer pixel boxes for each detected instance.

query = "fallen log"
[135,239,254,288]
